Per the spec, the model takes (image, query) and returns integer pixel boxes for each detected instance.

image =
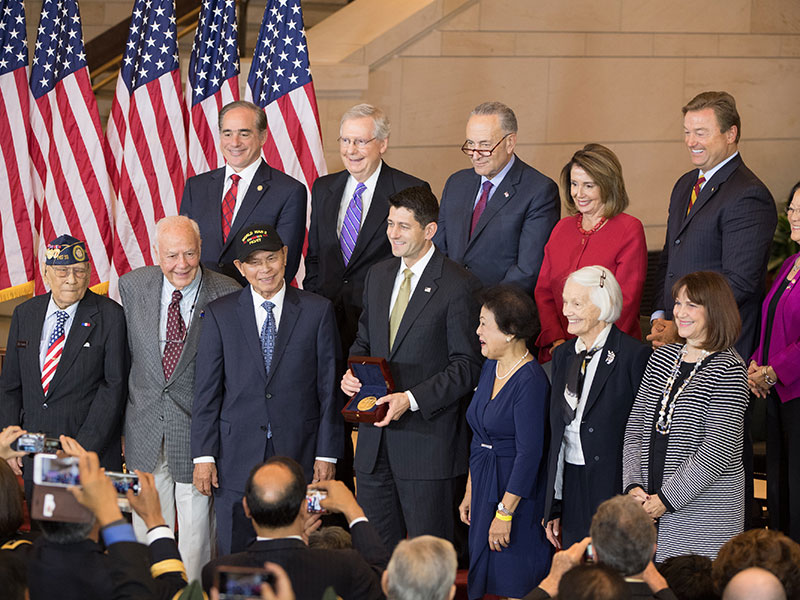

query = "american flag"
[0,0,36,300]
[246,0,327,284]
[186,0,240,177]
[28,0,114,290]
[106,0,187,280]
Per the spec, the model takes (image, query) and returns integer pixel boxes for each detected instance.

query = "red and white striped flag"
[106,0,187,282]
[0,0,37,301]
[245,0,327,285]
[29,0,114,292]
[185,0,240,177]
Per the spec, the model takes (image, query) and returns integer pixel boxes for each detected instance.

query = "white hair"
[385,536,457,600]
[566,265,623,324]
[340,103,390,140]
[155,215,201,247]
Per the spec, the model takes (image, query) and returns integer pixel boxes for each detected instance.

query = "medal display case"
[342,356,394,424]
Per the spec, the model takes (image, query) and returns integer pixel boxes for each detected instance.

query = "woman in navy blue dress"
[459,285,551,600]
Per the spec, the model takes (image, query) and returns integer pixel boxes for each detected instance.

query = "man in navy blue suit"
[180,101,307,285]
[191,223,343,555]
[434,101,560,295]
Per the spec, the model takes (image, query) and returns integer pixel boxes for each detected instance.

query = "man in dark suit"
[201,456,385,599]
[180,100,307,285]
[341,186,482,550]
[433,101,559,295]
[120,215,240,581]
[192,224,343,555]
[0,235,128,497]
[648,91,776,359]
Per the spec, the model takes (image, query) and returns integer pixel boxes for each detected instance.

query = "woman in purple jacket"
[749,181,800,542]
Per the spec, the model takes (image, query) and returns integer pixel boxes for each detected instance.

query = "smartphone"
[215,566,276,599]
[584,542,595,564]
[306,490,327,513]
[13,433,62,454]
[106,471,140,496]
[33,454,80,487]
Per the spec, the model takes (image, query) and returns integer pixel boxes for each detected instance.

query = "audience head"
[589,495,656,577]
[387,186,438,266]
[308,526,353,550]
[155,215,202,290]
[463,101,517,179]
[243,456,306,530]
[562,266,623,347]
[787,181,800,244]
[39,518,96,544]
[723,567,786,600]
[218,100,267,172]
[339,103,390,182]
[382,535,457,600]
[0,460,24,541]
[43,234,91,309]
[233,224,288,300]
[712,529,800,598]
[477,285,538,359]
[0,552,27,600]
[658,554,717,600]
[560,143,629,219]
[557,563,632,600]
[681,91,739,172]
[672,271,741,352]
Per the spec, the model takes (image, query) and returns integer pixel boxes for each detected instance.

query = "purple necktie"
[471,180,493,237]
[340,183,366,265]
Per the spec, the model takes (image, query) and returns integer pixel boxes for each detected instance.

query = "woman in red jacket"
[535,144,647,363]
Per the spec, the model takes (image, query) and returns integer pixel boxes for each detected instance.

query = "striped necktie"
[389,269,413,348]
[340,183,366,265]
[222,174,241,242]
[42,310,69,393]
[686,175,705,215]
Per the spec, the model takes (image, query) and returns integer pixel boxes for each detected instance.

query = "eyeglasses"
[461,133,511,157]
[338,137,376,148]
[49,266,90,279]
[787,205,800,216]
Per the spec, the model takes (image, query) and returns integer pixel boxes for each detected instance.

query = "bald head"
[155,215,202,290]
[723,568,786,600]
[243,457,306,530]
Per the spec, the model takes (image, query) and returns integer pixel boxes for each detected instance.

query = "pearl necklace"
[496,350,529,380]
[787,257,800,291]
[655,345,709,435]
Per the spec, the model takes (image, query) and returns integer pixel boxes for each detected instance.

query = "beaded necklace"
[786,256,800,292]
[577,214,607,236]
[655,345,709,435]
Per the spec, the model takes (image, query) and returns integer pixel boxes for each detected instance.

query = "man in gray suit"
[120,215,240,580]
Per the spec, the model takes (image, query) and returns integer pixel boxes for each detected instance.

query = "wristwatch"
[497,502,513,516]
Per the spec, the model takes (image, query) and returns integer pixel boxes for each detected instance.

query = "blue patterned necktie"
[260,300,276,374]
[340,182,366,265]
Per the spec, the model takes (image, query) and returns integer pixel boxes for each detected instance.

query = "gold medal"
[357,396,377,411]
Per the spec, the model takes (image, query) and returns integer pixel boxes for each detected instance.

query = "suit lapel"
[168,269,205,383]
[265,287,300,386]
[389,250,442,357]
[237,287,267,384]
[25,296,50,400]
[455,172,481,256]
[348,164,392,268]
[144,273,166,383]
[320,171,348,272]
[677,155,741,236]
[224,161,272,255]
[467,157,519,246]
[47,293,99,397]
[374,259,398,357]
[207,168,227,245]
[581,327,619,418]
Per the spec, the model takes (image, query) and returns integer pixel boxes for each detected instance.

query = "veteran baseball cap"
[235,224,285,261]
[45,235,88,266]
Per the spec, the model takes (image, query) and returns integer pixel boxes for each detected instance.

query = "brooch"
[605,350,615,365]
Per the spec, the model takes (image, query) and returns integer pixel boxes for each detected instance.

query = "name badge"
[16,340,27,348]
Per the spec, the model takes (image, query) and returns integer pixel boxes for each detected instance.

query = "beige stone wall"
[310,0,800,249]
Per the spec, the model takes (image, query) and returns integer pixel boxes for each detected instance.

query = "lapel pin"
[605,350,615,365]
[257,185,264,191]
[199,310,205,318]
[81,322,91,327]
[83,342,91,347]
[424,287,431,293]
[504,191,509,198]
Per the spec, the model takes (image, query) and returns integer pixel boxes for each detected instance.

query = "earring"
[506,337,511,343]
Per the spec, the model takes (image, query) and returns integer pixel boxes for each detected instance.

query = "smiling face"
[386,206,436,268]
[683,108,737,172]
[570,165,606,223]
[673,286,708,348]
[157,223,201,290]
[562,278,605,346]
[789,189,800,244]
[235,247,287,300]
[219,106,267,172]
[339,116,387,182]
[476,306,508,360]
[464,113,515,179]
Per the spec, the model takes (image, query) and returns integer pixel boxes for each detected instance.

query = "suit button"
[588,427,594,433]
[217,262,224,268]
[260,425,268,432]
[464,265,470,270]
[594,456,600,462]
[675,239,681,245]
[343,279,349,284]
[42,403,48,410]
[668,272,674,278]
[159,415,164,421]
[266,393,272,399]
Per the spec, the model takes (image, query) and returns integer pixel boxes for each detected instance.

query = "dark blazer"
[304,163,428,354]
[180,159,307,285]
[523,581,679,600]
[350,248,483,479]
[0,290,128,472]
[201,522,385,599]
[653,154,776,358]
[191,285,343,490]
[433,155,559,294]
[543,326,651,523]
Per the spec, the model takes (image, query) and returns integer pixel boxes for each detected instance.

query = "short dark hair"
[590,495,656,576]
[39,518,96,544]
[558,564,632,600]
[0,552,27,600]
[218,100,267,133]
[786,181,800,213]
[308,526,353,550]
[244,456,306,528]
[388,186,439,227]
[560,143,629,219]
[682,91,741,144]
[712,529,800,598]
[658,555,717,600]
[0,461,24,539]
[479,285,538,342]
[671,271,741,353]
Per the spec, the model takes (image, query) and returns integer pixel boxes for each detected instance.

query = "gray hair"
[155,215,201,248]
[385,536,457,600]
[470,101,518,134]
[566,265,623,324]
[590,495,656,576]
[218,100,267,133]
[340,103,390,140]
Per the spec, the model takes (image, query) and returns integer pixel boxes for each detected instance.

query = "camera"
[33,454,80,487]
[306,490,327,513]
[106,471,140,496]
[215,566,276,599]
[13,433,62,454]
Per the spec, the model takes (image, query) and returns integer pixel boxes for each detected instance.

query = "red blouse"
[535,212,647,362]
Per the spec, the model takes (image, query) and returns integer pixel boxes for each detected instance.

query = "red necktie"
[471,181,493,237]
[162,290,185,381]
[686,175,705,215]
[221,174,241,242]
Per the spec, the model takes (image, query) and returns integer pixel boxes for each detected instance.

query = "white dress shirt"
[223,159,263,222]
[336,161,383,236]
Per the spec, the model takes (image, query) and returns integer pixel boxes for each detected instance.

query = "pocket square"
[83,342,91,347]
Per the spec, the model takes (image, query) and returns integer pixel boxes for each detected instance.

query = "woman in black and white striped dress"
[623,271,749,561]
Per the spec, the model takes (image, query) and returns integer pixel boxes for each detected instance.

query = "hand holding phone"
[215,566,276,599]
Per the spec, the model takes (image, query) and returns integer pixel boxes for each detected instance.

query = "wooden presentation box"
[342,356,394,424]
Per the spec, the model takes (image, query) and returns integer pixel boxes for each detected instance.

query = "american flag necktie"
[42,311,69,394]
